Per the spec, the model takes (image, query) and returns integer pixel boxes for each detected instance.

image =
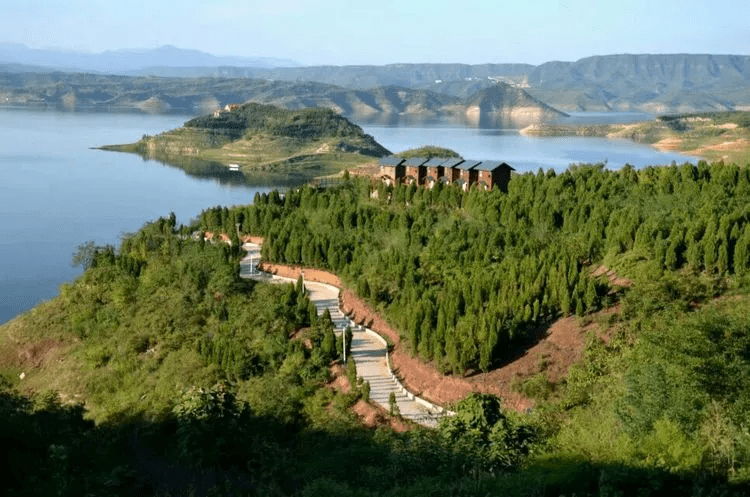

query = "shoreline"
[520,122,709,161]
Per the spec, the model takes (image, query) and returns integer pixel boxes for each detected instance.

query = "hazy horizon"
[5,41,750,69]
[2,0,748,67]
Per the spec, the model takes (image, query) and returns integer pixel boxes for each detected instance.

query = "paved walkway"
[240,243,446,428]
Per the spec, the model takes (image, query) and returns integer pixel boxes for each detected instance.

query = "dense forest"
[198,161,750,374]
[2,210,604,496]
[190,161,750,491]
[0,212,545,496]
[5,161,750,494]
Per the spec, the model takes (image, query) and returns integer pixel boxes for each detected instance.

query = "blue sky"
[3,0,749,65]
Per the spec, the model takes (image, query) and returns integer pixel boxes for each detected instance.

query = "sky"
[2,0,749,66]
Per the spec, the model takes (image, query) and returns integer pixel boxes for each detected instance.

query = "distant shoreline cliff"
[0,73,564,128]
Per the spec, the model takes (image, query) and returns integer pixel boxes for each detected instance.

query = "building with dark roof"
[439,158,465,184]
[423,157,448,188]
[403,157,429,185]
[376,156,514,192]
[378,156,405,186]
[473,160,515,192]
[453,160,482,190]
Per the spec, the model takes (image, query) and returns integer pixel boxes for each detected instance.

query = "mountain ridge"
[0,72,565,127]
[0,43,301,73]
[210,53,750,113]
[3,49,750,113]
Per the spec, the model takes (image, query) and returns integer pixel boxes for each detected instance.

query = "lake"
[362,123,694,172]
[0,108,695,324]
[0,108,274,324]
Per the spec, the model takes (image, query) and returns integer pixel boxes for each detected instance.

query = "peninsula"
[100,102,390,181]
[521,110,750,164]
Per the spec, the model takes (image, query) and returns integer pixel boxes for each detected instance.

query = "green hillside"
[395,146,462,159]
[101,102,390,182]
[5,162,750,495]
[194,165,750,490]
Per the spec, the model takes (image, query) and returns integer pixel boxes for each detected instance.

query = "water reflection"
[353,111,658,129]
[353,113,536,129]
[135,154,309,188]
[362,124,696,172]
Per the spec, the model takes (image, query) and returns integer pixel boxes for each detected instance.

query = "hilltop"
[464,83,566,127]
[101,102,390,181]
[5,167,750,495]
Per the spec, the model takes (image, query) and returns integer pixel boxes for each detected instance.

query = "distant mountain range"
[0,43,300,73]
[237,54,750,113]
[0,71,565,127]
[2,45,750,115]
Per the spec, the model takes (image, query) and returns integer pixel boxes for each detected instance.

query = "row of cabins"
[378,157,515,192]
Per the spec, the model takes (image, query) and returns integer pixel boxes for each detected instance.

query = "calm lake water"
[362,123,694,172]
[0,108,273,324]
[1,108,695,324]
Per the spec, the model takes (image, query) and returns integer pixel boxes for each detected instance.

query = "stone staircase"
[240,243,450,428]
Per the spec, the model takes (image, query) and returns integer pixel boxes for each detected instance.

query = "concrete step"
[239,246,448,428]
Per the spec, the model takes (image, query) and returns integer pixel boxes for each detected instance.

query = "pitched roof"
[378,156,405,166]
[441,158,465,168]
[453,160,482,170]
[403,157,429,167]
[473,160,514,172]
[423,157,449,167]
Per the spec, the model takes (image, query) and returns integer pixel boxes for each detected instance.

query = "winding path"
[240,243,448,428]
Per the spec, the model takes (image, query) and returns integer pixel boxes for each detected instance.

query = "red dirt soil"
[240,235,266,245]
[0,335,65,370]
[351,400,411,432]
[592,265,632,288]
[250,238,613,412]
[329,364,412,432]
[258,263,342,288]
[328,364,351,393]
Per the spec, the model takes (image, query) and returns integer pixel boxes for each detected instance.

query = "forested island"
[3,161,750,495]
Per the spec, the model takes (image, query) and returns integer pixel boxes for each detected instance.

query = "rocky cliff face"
[4,54,750,115]
[463,83,567,127]
[525,54,750,112]
[0,73,565,128]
